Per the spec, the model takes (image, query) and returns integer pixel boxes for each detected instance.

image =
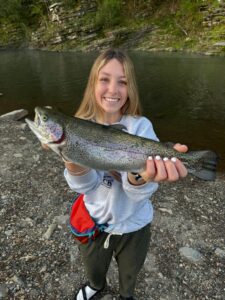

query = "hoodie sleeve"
[121,116,159,200]
[64,169,103,194]
[121,172,159,201]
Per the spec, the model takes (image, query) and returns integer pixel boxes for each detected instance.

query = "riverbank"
[0,118,225,300]
[0,1,225,56]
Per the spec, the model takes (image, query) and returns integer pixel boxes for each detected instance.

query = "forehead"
[98,58,125,77]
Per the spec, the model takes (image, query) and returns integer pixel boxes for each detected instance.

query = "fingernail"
[155,155,161,160]
[148,156,153,160]
[163,157,169,161]
[171,157,177,162]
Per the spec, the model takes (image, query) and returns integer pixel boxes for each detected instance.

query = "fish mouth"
[25,117,49,144]
[25,106,65,144]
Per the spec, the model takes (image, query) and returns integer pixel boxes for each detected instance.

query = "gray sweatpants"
[78,223,151,298]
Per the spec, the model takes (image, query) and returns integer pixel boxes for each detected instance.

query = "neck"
[96,113,123,125]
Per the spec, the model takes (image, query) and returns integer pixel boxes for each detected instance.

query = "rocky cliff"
[0,0,225,55]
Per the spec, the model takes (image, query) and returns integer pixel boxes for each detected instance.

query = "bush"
[96,0,122,29]
[0,0,47,26]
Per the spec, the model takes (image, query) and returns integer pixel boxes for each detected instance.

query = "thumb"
[173,143,188,153]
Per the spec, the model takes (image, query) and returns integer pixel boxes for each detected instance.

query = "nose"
[108,79,118,94]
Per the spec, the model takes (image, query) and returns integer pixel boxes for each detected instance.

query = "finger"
[173,143,188,153]
[163,158,179,182]
[154,156,167,181]
[140,156,156,182]
[171,157,188,178]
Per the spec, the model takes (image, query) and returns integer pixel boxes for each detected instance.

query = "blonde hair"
[75,49,142,120]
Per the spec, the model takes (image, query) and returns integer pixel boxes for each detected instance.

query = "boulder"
[0,109,29,121]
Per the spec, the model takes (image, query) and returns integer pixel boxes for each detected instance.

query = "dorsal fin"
[109,124,127,131]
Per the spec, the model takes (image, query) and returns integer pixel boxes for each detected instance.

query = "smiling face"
[95,58,128,124]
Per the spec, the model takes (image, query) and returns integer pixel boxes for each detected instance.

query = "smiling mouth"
[104,97,119,102]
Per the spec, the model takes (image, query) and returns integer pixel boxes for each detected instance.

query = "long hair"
[75,49,142,120]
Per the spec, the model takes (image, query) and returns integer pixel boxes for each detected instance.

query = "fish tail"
[187,150,218,181]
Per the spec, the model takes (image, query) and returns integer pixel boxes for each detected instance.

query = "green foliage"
[0,0,21,23]
[96,0,122,29]
[62,0,77,9]
[0,0,48,47]
[153,0,205,38]
[176,0,201,16]
[210,24,225,41]
[0,0,47,26]
[176,0,203,34]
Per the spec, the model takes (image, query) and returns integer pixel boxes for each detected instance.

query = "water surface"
[0,50,224,170]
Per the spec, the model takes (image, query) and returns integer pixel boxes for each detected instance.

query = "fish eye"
[42,115,48,122]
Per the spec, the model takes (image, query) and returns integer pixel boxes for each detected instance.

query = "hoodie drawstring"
[104,232,122,249]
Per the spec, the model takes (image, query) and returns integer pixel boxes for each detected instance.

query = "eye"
[42,114,48,122]
[118,80,127,85]
[99,77,109,83]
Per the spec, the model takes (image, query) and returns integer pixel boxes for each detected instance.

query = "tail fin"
[187,150,218,181]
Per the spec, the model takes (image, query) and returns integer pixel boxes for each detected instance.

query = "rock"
[0,109,28,121]
[24,217,34,226]
[19,255,36,262]
[0,208,6,216]
[12,275,26,287]
[5,230,13,236]
[50,34,63,45]
[70,244,80,265]
[158,207,173,215]
[0,92,3,96]
[19,123,27,130]
[43,223,57,239]
[49,3,62,10]
[39,265,47,273]
[179,247,203,263]
[13,153,23,158]
[144,253,158,273]
[100,295,114,300]
[213,41,225,46]
[0,284,7,298]
[54,214,69,225]
[215,247,225,258]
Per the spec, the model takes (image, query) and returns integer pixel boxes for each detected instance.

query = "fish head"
[25,106,65,145]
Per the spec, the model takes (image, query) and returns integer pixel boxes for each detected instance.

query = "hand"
[64,161,90,176]
[139,143,188,183]
[41,143,49,150]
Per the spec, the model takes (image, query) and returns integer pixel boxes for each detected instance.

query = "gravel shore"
[0,120,224,300]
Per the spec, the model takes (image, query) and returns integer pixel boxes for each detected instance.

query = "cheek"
[121,87,128,101]
[46,122,63,142]
[95,84,103,100]
[94,89,101,105]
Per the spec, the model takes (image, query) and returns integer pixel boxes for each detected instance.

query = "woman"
[64,49,187,300]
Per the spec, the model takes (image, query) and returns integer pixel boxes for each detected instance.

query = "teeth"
[104,97,119,102]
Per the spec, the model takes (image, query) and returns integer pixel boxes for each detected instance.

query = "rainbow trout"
[25,107,218,180]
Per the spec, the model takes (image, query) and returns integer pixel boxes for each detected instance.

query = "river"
[0,50,224,170]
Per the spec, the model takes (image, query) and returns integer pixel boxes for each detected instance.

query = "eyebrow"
[99,71,126,79]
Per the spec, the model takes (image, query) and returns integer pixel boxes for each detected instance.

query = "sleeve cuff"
[64,168,103,193]
[121,172,159,199]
